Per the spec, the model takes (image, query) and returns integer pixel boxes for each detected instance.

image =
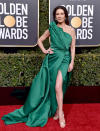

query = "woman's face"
[55,8,66,23]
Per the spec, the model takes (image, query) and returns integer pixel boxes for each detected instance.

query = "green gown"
[1,21,72,127]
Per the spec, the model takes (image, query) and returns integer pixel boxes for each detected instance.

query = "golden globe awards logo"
[0,0,38,47]
[63,4,94,40]
[0,3,28,39]
[50,0,100,46]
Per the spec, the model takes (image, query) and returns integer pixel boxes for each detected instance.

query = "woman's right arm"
[37,29,50,54]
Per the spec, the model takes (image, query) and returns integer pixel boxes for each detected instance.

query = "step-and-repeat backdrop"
[49,0,100,47]
[0,0,39,47]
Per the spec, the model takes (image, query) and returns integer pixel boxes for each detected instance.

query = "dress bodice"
[49,21,72,52]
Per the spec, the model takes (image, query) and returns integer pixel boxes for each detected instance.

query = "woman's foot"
[59,111,66,128]
[53,108,59,120]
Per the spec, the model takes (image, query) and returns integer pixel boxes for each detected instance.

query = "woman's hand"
[68,62,74,72]
[43,47,54,54]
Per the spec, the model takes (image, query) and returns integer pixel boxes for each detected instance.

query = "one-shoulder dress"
[1,21,72,127]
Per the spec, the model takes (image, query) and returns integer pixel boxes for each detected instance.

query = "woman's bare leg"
[55,70,63,114]
[55,70,66,128]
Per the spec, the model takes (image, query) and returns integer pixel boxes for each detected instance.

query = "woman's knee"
[55,71,63,92]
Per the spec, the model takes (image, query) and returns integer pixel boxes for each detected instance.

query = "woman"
[1,6,76,128]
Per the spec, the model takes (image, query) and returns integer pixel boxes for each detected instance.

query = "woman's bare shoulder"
[65,25,75,36]
[68,25,75,32]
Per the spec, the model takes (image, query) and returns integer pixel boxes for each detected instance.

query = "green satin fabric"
[1,21,72,127]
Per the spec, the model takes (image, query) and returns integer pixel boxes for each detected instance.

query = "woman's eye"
[61,13,64,15]
[56,13,64,15]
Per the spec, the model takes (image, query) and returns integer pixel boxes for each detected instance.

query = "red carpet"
[0,103,100,131]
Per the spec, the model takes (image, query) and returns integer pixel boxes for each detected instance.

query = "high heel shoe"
[53,108,59,120]
[53,114,59,120]
[59,112,66,128]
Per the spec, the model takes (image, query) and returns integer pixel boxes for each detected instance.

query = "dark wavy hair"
[53,6,69,25]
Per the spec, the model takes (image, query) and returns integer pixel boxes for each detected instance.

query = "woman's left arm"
[68,28,76,72]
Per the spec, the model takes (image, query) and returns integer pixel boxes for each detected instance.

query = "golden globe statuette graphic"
[71,17,82,28]
[4,15,16,27]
